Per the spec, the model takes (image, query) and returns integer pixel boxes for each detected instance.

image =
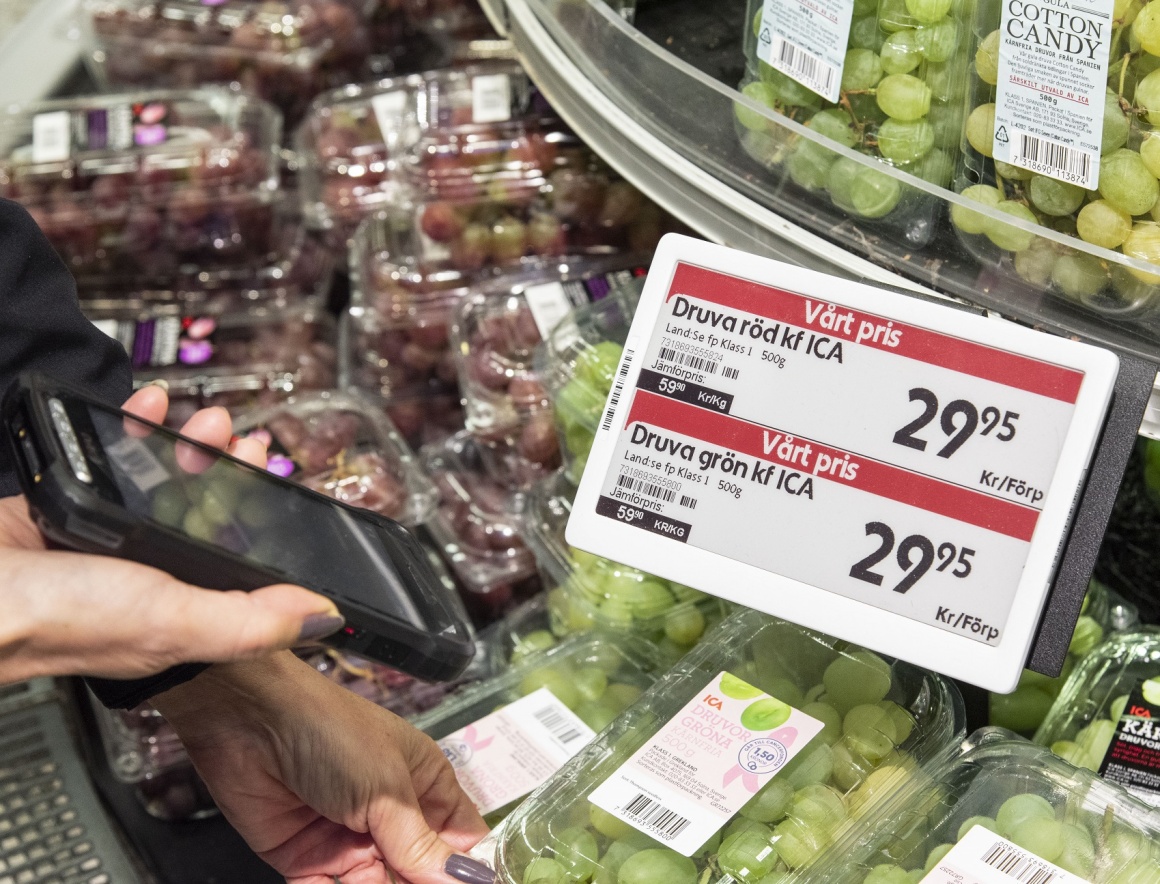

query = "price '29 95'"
[849,521,975,594]
[893,388,1020,459]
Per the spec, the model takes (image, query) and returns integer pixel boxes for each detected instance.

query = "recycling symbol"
[995,125,1010,144]
[759,26,772,45]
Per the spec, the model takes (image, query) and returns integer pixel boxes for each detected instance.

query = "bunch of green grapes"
[736,0,967,223]
[511,644,938,884]
[1049,694,1125,771]
[988,583,1109,735]
[1144,437,1160,504]
[951,0,1160,310]
[552,339,624,482]
[861,791,1160,883]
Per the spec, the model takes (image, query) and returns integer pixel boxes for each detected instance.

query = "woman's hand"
[0,383,344,684]
[154,652,493,884]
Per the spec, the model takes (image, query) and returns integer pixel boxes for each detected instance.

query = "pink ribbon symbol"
[461,725,493,752]
[722,766,762,793]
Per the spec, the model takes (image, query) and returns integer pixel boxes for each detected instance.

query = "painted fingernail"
[145,378,169,392]
[445,856,495,884]
[297,614,345,643]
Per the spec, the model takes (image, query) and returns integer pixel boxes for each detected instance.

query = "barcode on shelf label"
[371,91,409,145]
[1010,132,1095,190]
[620,794,691,841]
[680,495,698,509]
[524,282,574,339]
[616,473,677,503]
[472,74,513,124]
[656,346,740,380]
[31,111,71,163]
[770,36,837,101]
[601,346,636,432]
[105,437,170,495]
[919,826,1089,884]
[438,688,596,816]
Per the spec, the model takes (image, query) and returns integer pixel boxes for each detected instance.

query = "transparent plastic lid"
[231,389,438,527]
[805,728,1160,883]
[525,471,728,652]
[489,607,966,882]
[1035,627,1160,776]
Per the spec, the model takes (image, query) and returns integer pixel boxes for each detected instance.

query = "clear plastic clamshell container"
[81,0,373,124]
[535,283,637,484]
[232,389,438,527]
[485,607,966,883]
[1036,627,1160,778]
[0,89,283,285]
[525,471,730,659]
[412,632,662,826]
[454,255,648,489]
[989,580,1139,736]
[803,728,1160,884]
[478,592,564,667]
[420,430,542,625]
[738,0,969,246]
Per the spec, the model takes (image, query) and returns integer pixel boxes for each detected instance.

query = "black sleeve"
[0,198,208,709]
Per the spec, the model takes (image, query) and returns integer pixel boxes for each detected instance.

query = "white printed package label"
[567,235,1119,693]
[437,688,596,816]
[921,825,1091,884]
[1097,679,1160,807]
[587,671,824,856]
[756,0,853,102]
[991,0,1113,189]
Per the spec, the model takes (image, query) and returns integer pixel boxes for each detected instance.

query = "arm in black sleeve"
[0,197,208,708]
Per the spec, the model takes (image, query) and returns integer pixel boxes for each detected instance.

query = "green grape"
[664,605,705,646]
[1136,68,1160,125]
[1014,241,1061,287]
[1028,176,1087,216]
[925,844,954,871]
[991,685,1057,733]
[604,682,643,709]
[719,828,778,881]
[741,697,793,731]
[854,0,877,15]
[590,806,638,840]
[525,857,568,884]
[1076,717,1117,756]
[1067,616,1104,656]
[807,108,859,147]
[823,650,892,713]
[950,185,1003,236]
[965,103,995,156]
[995,160,1032,181]
[876,118,934,163]
[843,704,900,762]
[957,816,999,841]
[876,701,915,744]
[842,49,885,91]
[1077,200,1132,249]
[1134,1,1160,55]
[1055,823,1095,877]
[915,18,959,62]
[850,166,903,218]
[875,74,932,120]
[618,850,697,884]
[986,201,1038,252]
[736,81,780,132]
[554,827,598,881]
[904,0,951,23]
[915,147,954,186]
[1141,131,1160,178]
[511,630,557,664]
[575,699,620,732]
[1008,817,1065,862]
[976,29,1000,85]
[827,156,863,211]
[724,815,770,844]
[740,780,794,823]
[788,140,838,190]
[996,794,1055,836]
[924,61,960,103]
[1099,149,1160,216]
[574,341,623,391]
[773,817,827,868]
[721,672,765,699]
[927,106,959,149]
[1116,0,1143,25]
[1103,91,1131,153]
[782,743,835,789]
[881,30,923,74]
[753,6,762,38]
[830,741,871,791]
[556,382,604,431]
[519,667,580,710]
[878,0,915,32]
[761,64,825,108]
[573,666,609,703]
[1122,221,1160,282]
[849,16,886,51]
[864,865,912,884]
[790,783,847,835]
[801,701,843,745]
[1110,693,1131,720]
[593,841,640,884]
[764,677,806,708]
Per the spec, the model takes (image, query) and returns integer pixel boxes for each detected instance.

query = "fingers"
[121,383,168,438]
[370,801,493,884]
[175,406,233,473]
[227,435,268,469]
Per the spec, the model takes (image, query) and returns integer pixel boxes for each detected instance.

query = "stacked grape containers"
[736,0,971,243]
[79,0,377,124]
[801,728,1160,883]
[480,607,965,884]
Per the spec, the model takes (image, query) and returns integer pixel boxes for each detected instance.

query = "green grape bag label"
[436,687,596,816]
[921,824,1090,884]
[567,235,1119,693]
[756,0,853,102]
[1096,680,1160,806]
[587,671,824,856]
[991,0,1113,189]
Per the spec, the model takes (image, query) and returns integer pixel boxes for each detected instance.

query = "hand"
[154,652,492,884]
[0,383,344,683]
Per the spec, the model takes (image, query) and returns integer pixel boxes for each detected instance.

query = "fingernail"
[145,378,169,392]
[297,614,345,643]
[445,856,495,884]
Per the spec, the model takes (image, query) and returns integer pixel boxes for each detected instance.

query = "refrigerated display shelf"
[498,0,1160,435]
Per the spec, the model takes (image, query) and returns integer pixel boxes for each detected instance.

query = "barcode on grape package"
[601,348,635,432]
[981,842,1057,884]
[771,36,837,101]
[532,704,585,746]
[31,111,71,163]
[620,793,691,841]
[616,474,676,503]
[680,495,698,509]
[1014,133,1093,189]
[472,73,513,124]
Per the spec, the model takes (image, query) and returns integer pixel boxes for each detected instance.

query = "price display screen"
[567,235,1119,692]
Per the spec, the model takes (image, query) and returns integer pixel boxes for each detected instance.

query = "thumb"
[372,804,494,884]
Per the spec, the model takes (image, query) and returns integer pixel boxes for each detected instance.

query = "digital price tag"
[567,235,1119,693]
